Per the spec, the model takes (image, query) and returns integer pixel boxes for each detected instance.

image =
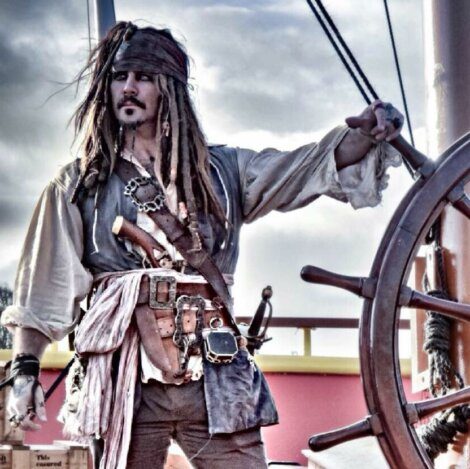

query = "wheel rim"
[361,134,470,468]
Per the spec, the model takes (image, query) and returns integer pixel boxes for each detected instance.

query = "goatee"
[119,120,145,130]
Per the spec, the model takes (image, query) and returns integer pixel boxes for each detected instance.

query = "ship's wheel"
[302,133,470,468]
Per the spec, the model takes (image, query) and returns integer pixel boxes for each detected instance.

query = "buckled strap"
[115,159,239,335]
[135,304,172,373]
[137,276,215,306]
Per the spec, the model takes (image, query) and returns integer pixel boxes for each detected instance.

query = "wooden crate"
[12,445,69,468]
[0,443,91,469]
[53,441,90,469]
[0,446,12,468]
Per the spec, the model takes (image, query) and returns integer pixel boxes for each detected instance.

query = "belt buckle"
[149,275,177,309]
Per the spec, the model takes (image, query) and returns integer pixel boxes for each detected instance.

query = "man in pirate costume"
[1,22,403,469]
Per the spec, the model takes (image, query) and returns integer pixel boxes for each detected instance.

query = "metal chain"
[123,176,166,213]
[173,295,206,374]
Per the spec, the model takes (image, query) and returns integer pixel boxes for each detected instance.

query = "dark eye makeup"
[112,71,153,82]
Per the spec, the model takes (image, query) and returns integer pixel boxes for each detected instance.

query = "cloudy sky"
[0,0,425,354]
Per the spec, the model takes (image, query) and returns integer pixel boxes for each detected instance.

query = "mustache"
[117,96,146,110]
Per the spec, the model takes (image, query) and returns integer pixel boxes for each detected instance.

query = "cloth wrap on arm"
[0,354,40,390]
[0,354,42,423]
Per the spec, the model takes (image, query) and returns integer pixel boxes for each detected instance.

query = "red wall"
[26,370,419,466]
[262,372,419,465]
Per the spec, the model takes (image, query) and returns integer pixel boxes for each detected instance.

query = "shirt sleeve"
[1,174,93,342]
[237,126,402,223]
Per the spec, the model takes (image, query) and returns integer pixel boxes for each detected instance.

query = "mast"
[93,0,116,39]
[424,0,470,464]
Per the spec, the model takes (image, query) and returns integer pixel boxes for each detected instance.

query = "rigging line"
[312,0,380,101]
[305,0,415,177]
[86,0,92,53]
[383,0,415,147]
[304,0,372,104]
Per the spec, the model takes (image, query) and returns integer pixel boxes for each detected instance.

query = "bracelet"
[10,354,40,378]
[0,354,40,391]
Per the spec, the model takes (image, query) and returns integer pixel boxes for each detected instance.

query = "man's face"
[111,70,159,127]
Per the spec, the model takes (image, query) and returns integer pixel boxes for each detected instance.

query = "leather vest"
[77,146,243,276]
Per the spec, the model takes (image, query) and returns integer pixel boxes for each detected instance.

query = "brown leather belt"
[137,275,215,307]
[135,274,233,381]
[136,275,229,333]
[155,310,223,338]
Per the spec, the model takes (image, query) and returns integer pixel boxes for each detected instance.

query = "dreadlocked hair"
[69,22,226,233]
[70,22,131,202]
[153,73,227,234]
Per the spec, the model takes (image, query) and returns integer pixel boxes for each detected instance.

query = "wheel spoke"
[405,387,470,423]
[309,415,381,452]
[399,287,470,322]
[453,195,470,218]
[301,265,376,298]
[447,183,470,218]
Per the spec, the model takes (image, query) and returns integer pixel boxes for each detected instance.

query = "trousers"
[126,378,268,468]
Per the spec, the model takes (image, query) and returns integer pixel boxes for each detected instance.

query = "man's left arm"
[236,100,404,223]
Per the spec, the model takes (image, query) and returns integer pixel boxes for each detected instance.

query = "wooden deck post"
[424,1,470,464]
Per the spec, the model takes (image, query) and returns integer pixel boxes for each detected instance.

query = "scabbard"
[134,304,172,373]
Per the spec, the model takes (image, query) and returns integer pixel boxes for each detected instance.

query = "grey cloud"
[0,259,17,289]
[0,0,89,146]
[0,0,89,206]
[0,198,35,234]
[0,1,85,33]
[170,0,423,135]
[0,36,34,87]
[234,209,384,314]
[235,222,376,316]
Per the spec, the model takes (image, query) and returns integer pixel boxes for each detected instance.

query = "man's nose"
[123,74,137,96]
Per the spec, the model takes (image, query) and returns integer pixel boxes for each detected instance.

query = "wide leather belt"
[137,275,216,308]
[135,274,234,382]
[155,309,224,338]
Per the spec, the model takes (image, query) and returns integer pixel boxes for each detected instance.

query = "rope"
[420,406,470,461]
[422,291,464,397]
[44,357,75,402]
[304,0,415,177]
[419,219,468,459]
[308,0,379,102]
[383,0,415,146]
[304,0,373,104]
[86,0,92,53]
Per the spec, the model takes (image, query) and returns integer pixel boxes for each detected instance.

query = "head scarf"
[113,26,188,84]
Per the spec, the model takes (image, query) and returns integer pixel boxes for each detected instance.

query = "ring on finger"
[372,101,385,111]
[9,414,25,427]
